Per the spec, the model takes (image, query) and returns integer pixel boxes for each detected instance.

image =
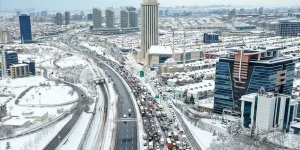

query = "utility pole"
[183,30,186,67]
[172,28,175,58]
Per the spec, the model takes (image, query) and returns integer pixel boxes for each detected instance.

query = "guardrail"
[102,63,143,150]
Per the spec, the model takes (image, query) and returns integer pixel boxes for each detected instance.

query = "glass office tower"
[213,47,295,113]
[19,14,32,43]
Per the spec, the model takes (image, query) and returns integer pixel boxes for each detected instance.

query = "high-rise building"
[0,31,12,44]
[41,11,48,17]
[240,92,297,132]
[277,20,300,37]
[141,0,159,65]
[126,6,137,12]
[55,13,63,25]
[19,14,32,43]
[129,11,138,28]
[10,64,30,78]
[164,9,169,17]
[65,11,70,25]
[159,10,164,17]
[120,10,129,28]
[213,47,295,113]
[228,9,236,20]
[22,59,35,75]
[87,13,93,21]
[105,9,115,28]
[16,11,21,17]
[93,8,102,28]
[5,51,18,69]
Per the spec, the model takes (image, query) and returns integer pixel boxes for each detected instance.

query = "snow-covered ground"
[56,55,87,68]
[268,132,300,149]
[18,84,78,106]
[0,115,72,150]
[56,112,93,150]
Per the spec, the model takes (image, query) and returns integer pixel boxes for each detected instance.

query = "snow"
[268,132,300,149]
[148,45,172,55]
[173,105,216,150]
[2,118,30,126]
[18,84,78,106]
[56,55,87,68]
[56,112,93,150]
[0,115,72,150]
[82,85,106,150]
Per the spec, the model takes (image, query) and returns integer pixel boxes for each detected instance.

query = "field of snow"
[0,115,72,150]
[18,84,78,106]
[56,55,87,68]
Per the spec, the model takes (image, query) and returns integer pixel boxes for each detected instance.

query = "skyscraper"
[19,14,32,43]
[129,11,138,28]
[213,47,295,113]
[105,9,115,29]
[55,13,63,25]
[141,0,159,65]
[93,8,102,28]
[120,10,129,28]
[277,20,300,37]
[65,11,70,25]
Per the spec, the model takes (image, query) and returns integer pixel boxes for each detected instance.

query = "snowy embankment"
[172,104,216,150]
[0,115,72,150]
[101,81,118,150]
[56,112,93,150]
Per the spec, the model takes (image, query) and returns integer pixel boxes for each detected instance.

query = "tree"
[184,96,190,104]
[190,95,195,104]
[227,119,244,138]
[6,141,10,150]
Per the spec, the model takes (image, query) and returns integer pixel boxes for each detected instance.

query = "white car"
[123,114,127,118]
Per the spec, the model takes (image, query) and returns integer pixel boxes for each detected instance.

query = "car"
[123,114,127,118]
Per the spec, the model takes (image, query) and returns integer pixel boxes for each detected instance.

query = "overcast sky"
[1,0,299,11]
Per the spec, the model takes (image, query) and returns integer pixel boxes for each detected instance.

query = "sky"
[1,0,299,11]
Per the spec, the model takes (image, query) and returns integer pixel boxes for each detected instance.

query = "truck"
[148,141,154,150]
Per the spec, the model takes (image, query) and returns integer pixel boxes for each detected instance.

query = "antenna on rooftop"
[183,29,186,67]
[172,28,175,59]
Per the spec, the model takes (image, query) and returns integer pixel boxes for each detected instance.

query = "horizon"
[1,0,300,12]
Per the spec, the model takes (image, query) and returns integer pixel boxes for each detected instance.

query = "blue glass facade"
[5,51,18,68]
[19,15,32,43]
[203,33,219,44]
[213,61,234,112]
[243,101,252,128]
[214,57,295,113]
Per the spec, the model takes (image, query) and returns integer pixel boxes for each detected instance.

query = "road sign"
[140,71,144,78]
[155,95,160,99]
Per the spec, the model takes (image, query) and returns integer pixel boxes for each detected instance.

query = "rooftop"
[3,118,30,126]
[148,45,172,55]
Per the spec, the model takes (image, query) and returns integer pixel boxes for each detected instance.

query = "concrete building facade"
[141,0,159,66]
[120,10,129,28]
[105,9,115,29]
[93,8,103,29]
[240,92,298,132]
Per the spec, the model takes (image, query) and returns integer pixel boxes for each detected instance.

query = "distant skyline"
[1,0,300,11]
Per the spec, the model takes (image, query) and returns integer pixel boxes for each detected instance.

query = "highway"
[43,63,89,150]
[97,63,138,150]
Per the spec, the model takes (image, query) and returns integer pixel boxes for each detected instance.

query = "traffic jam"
[95,53,192,150]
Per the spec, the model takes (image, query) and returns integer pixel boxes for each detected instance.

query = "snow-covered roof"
[291,122,300,129]
[3,118,30,126]
[11,63,28,67]
[148,45,172,55]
